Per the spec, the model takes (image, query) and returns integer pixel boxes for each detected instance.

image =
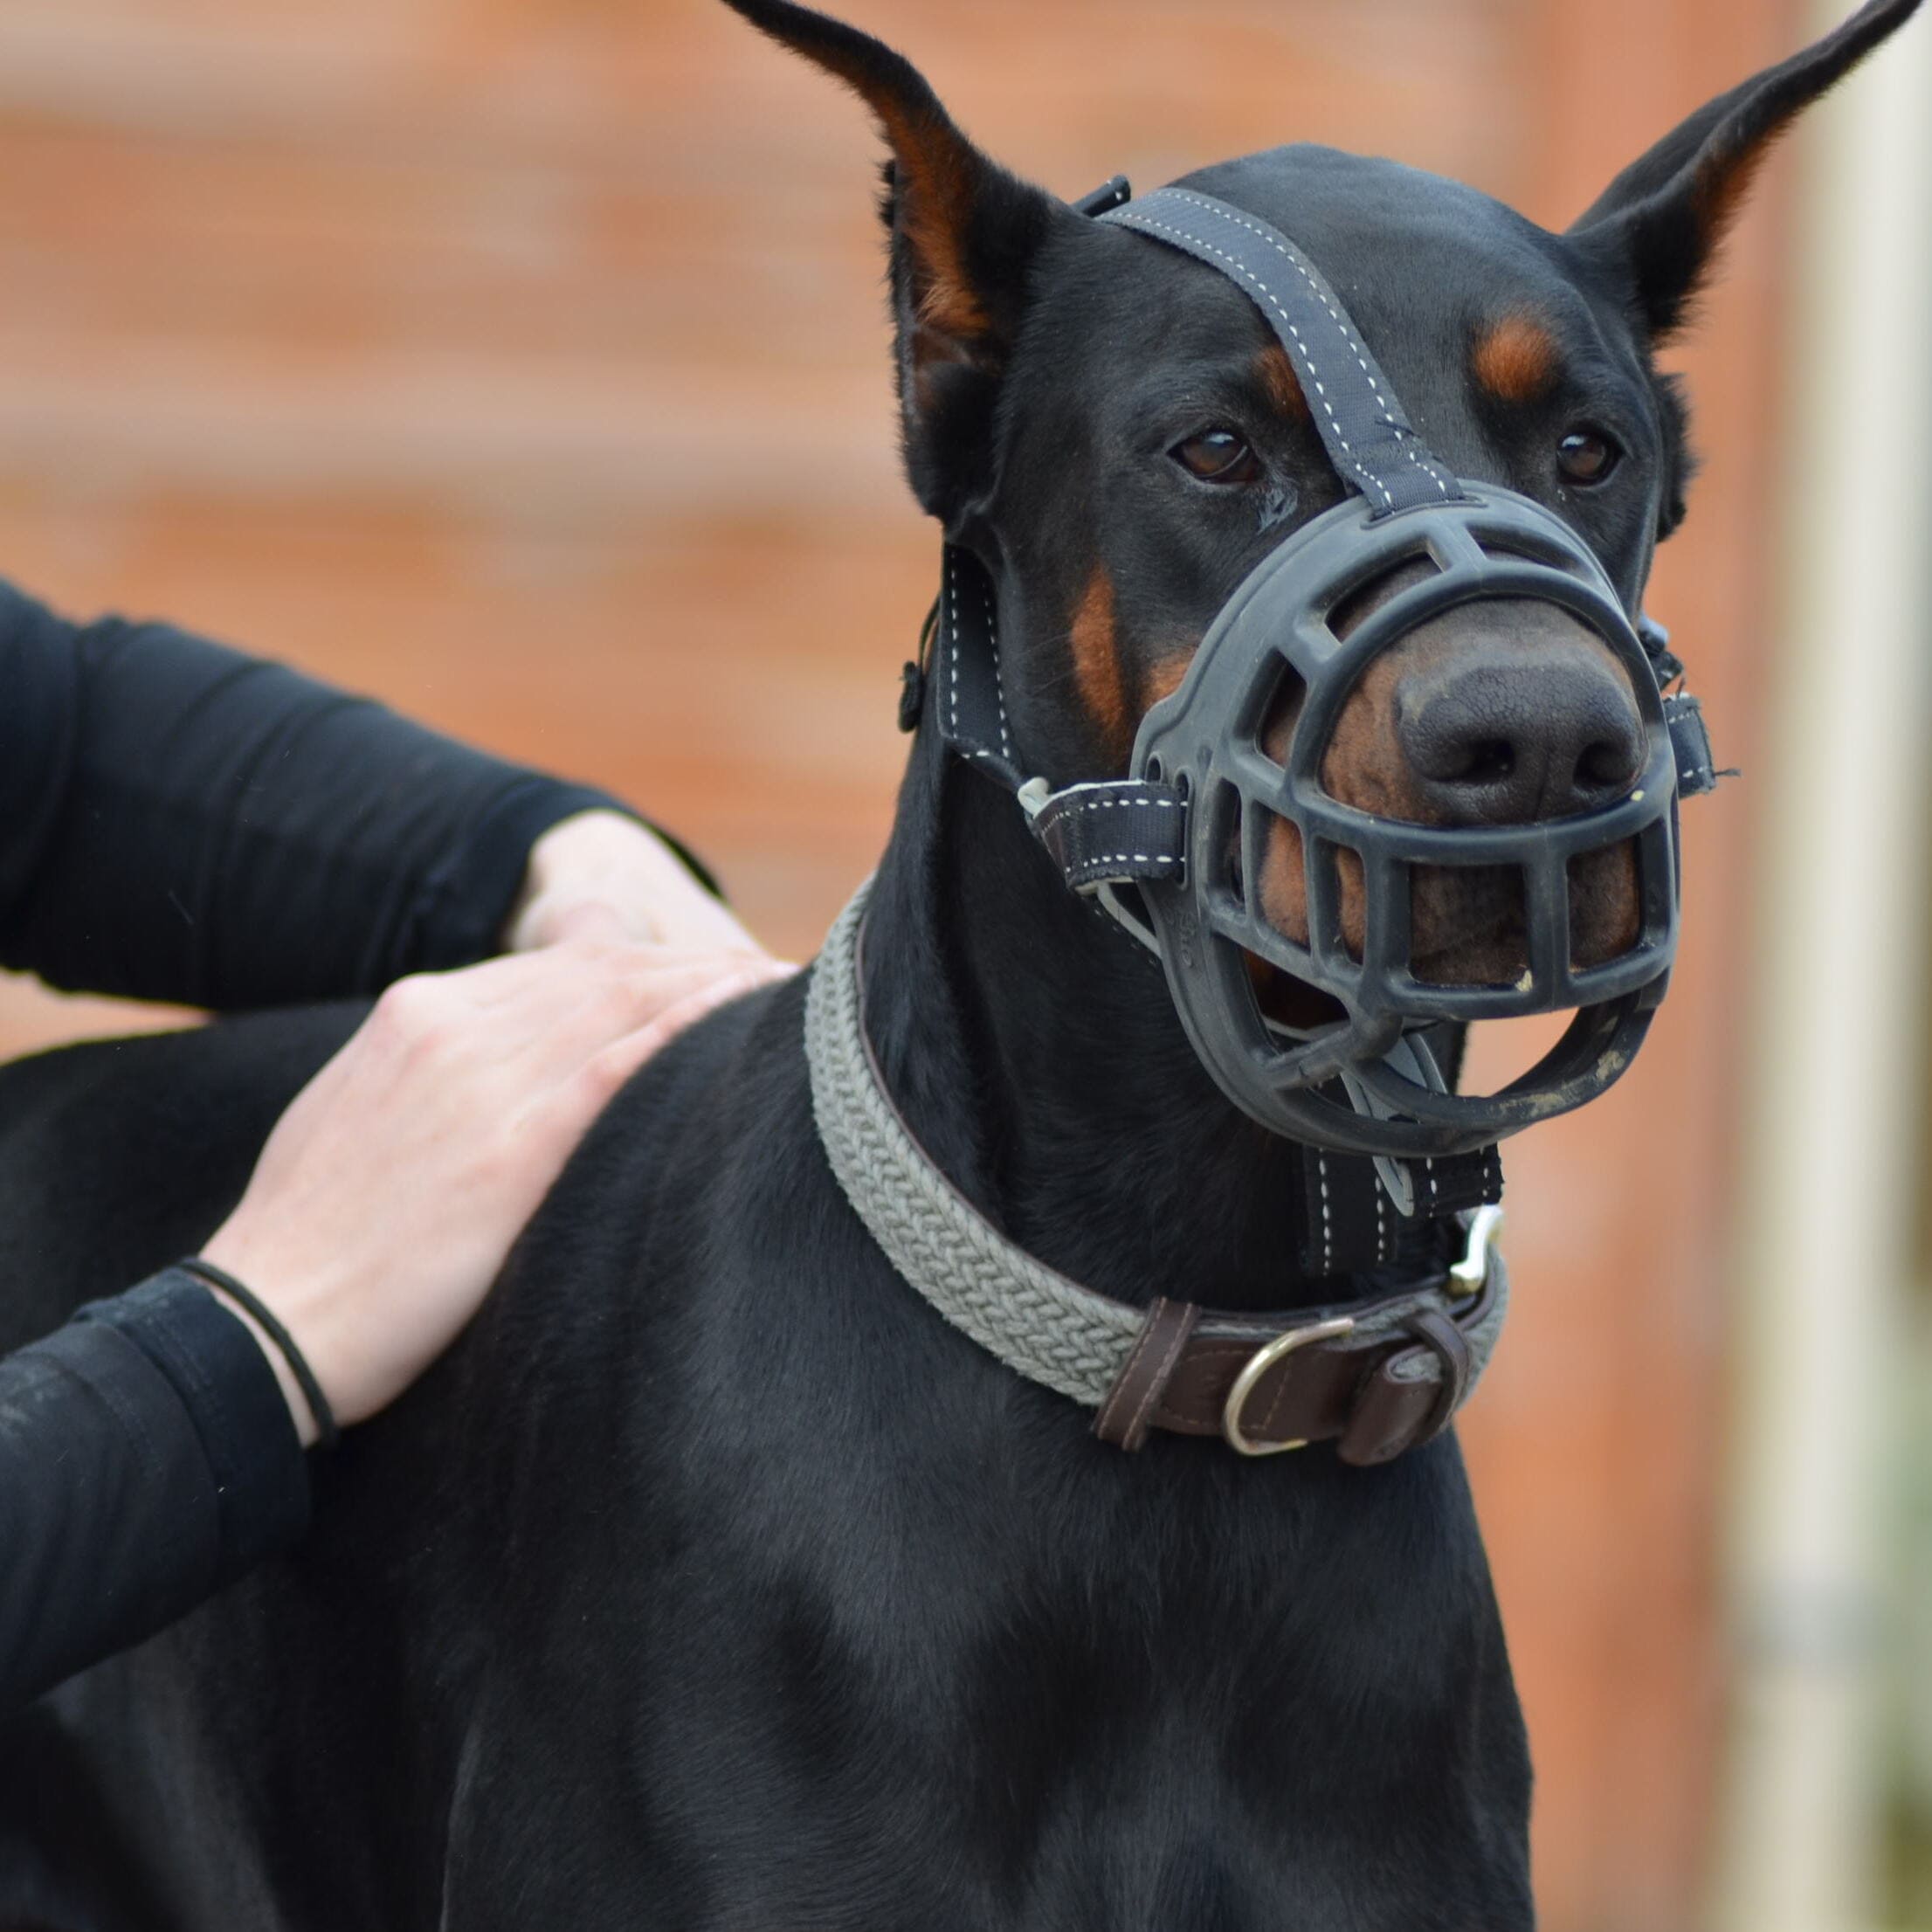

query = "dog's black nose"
[1397,651,1644,824]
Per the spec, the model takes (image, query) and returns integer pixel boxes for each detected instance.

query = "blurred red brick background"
[0,3,1811,1922]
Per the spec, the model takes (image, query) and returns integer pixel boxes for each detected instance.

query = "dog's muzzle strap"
[1101,187,1461,517]
[1664,691,1718,797]
[931,543,1190,891]
[1022,779,1187,890]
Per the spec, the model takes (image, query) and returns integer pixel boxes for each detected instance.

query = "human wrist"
[72,1270,314,1574]
[190,1234,339,1450]
[190,1273,326,1451]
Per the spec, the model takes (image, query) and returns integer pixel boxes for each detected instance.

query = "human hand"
[506,810,761,955]
[198,938,793,1445]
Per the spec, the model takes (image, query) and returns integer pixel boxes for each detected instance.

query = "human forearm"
[0,588,676,1007]
[0,1273,308,1713]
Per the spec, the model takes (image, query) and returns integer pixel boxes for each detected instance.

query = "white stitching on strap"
[1316,1149,1335,1276]
[983,576,1013,762]
[1069,854,1182,878]
[1049,796,1181,819]
[1114,210,1395,513]
[946,551,1016,764]
[1150,190,1457,502]
[1161,190,1457,500]
[946,551,963,742]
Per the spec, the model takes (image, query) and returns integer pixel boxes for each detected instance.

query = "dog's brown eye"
[1173,429,1262,485]
[1557,428,1621,486]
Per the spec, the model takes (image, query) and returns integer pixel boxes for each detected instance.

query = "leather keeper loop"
[1094,1297,1201,1452]
[1336,1308,1472,1467]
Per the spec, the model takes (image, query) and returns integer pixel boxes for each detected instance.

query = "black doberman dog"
[0,1,1918,1924]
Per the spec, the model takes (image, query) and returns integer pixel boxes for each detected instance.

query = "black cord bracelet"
[176,1257,341,1451]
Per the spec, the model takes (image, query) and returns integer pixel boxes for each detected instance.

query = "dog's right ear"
[720,0,1065,530]
[1567,0,1922,338]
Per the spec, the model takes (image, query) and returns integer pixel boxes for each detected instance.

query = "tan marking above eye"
[1473,313,1560,404]
[1254,343,1312,422]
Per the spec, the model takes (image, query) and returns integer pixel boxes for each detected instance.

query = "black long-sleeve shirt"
[0,583,680,1711]
[5,1273,311,1708]
[0,581,628,1006]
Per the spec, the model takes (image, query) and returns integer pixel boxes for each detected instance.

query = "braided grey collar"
[804,879,1508,1426]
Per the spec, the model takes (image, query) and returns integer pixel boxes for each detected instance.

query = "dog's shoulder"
[0,1004,363,1348]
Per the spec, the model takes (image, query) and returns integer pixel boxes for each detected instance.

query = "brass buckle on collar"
[1222,1315,1357,1457]
[1219,1206,1505,1457]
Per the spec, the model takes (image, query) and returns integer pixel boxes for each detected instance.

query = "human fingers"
[513,958,799,1148]
[472,946,794,1073]
[197,950,792,1436]
[390,934,756,1020]
[505,811,764,955]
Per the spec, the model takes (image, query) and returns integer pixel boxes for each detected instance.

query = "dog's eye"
[1172,429,1262,486]
[1557,428,1622,486]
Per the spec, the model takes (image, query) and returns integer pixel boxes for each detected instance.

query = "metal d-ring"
[1222,1315,1358,1456]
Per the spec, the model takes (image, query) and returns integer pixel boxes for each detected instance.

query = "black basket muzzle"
[1128,484,1680,1159]
[925,178,1716,1164]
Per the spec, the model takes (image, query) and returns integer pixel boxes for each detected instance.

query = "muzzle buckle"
[1449,1204,1506,1298]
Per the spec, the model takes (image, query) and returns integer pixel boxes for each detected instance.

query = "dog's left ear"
[1568,0,1922,337]
[719,0,1067,529]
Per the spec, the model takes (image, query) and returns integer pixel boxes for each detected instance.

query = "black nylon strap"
[1663,692,1718,797]
[1101,187,1461,518]
[935,545,1025,791]
[1301,1144,1503,1278]
[1029,781,1187,890]
[935,545,1191,889]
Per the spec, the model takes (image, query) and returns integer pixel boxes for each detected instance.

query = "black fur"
[0,3,1919,1923]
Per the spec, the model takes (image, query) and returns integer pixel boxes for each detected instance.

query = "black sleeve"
[0,580,689,1008]
[0,1269,309,1714]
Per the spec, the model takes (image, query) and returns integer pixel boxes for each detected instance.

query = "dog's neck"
[859,725,1311,1316]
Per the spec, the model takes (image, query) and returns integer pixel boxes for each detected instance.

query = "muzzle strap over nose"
[1101,186,1462,516]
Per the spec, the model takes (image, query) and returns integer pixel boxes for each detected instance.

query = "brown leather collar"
[804,880,1508,1468]
[1090,1211,1504,1462]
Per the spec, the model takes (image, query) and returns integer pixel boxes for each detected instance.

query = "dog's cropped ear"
[1568,0,1922,337]
[720,0,1065,528]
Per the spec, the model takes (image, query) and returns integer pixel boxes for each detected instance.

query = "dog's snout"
[1266,602,1651,986]
[1396,652,1644,823]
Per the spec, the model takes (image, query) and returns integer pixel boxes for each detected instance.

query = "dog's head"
[724,0,1918,999]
